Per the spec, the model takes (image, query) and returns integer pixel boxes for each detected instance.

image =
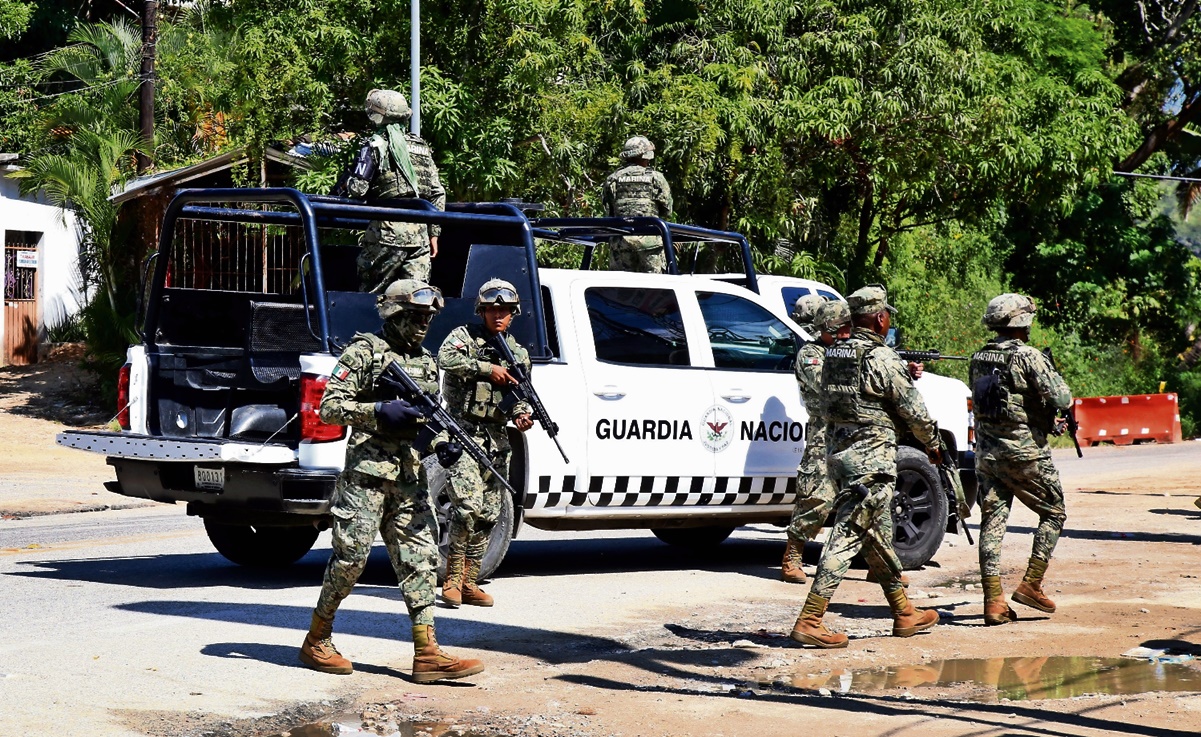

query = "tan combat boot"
[885,587,939,637]
[1011,557,1056,613]
[299,612,353,674]
[411,624,486,683]
[461,557,495,607]
[789,592,849,648]
[441,553,465,608]
[781,539,807,584]
[982,574,1017,626]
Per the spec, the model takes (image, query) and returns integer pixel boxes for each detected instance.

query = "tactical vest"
[607,165,660,217]
[822,341,891,427]
[445,327,528,425]
[368,135,424,199]
[354,332,439,440]
[969,344,1026,424]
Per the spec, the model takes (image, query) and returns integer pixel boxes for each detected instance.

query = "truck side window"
[698,291,799,371]
[541,285,560,359]
[585,287,690,366]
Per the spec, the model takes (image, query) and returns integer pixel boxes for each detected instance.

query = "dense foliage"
[1,0,1199,431]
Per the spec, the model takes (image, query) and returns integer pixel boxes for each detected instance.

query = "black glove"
[374,400,422,431]
[435,441,463,468]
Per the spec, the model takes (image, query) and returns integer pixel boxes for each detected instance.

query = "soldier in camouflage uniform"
[299,279,485,684]
[601,136,673,273]
[969,293,1072,625]
[781,295,850,584]
[790,285,941,649]
[338,89,447,291]
[437,279,534,608]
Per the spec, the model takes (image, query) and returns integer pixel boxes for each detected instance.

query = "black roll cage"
[140,188,760,359]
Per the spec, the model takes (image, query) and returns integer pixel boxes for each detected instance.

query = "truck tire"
[892,446,948,569]
[651,526,736,548]
[203,520,319,568]
[429,464,515,583]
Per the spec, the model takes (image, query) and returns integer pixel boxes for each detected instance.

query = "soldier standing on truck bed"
[335,89,447,291]
[436,279,535,608]
[789,284,941,649]
[299,278,485,684]
[601,136,673,273]
[781,295,848,583]
[969,293,1072,626]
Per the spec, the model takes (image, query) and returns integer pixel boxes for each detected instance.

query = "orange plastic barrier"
[1073,393,1183,447]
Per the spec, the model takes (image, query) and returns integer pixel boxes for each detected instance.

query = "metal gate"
[3,231,40,366]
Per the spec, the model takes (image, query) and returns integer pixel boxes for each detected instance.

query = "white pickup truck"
[57,190,974,576]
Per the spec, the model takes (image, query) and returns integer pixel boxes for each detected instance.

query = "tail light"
[299,373,346,442]
[966,397,975,449]
[117,364,131,430]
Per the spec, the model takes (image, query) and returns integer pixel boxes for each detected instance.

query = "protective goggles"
[381,286,445,311]
[480,286,519,304]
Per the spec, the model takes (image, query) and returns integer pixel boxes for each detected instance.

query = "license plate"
[194,466,225,491]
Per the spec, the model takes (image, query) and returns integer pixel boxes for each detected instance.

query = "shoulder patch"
[333,363,351,381]
[804,357,822,366]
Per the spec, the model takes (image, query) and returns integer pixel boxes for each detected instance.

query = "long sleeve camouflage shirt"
[437,324,532,426]
[852,327,940,450]
[794,338,827,448]
[347,130,447,238]
[319,332,440,482]
[602,164,673,219]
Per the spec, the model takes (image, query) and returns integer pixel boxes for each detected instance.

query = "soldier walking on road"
[602,136,673,273]
[969,294,1072,625]
[437,279,534,608]
[299,278,485,684]
[781,296,850,583]
[789,285,942,649]
[337,89,447,291]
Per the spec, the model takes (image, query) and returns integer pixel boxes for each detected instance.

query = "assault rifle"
[1041,348,1083,458]
[896,349,969,363]
[331,338,518,495]
[491,333,570,464]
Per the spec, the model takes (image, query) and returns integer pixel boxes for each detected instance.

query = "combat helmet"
[620,135,655,161]
[790,293,825,326]
[377,279,444,320]
[816,300,851,334]
[475,278,521,315]
[365,89,411,126]
[982,293,1036,329]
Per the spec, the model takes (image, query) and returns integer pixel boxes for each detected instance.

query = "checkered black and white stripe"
[524,475,796,510]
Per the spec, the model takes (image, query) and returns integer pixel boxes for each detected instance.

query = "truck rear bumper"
[57,430,297,464]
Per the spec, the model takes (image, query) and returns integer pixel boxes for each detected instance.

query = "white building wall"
[0,172,87,363]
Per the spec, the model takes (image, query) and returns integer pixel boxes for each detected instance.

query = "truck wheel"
[203,520,319,568]
[430,469,515,583]
[892,446,948,569]
[651,526,736,548]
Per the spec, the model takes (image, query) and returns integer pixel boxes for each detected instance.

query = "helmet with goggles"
[475,278,521,315]
[377,279,444,320]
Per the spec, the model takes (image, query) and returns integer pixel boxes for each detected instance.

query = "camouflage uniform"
[786,337,837,546]
[811,325,940,599]
[315,331,441,627]
[970,337,1072,576]
[602,138,673,273]
[437,324,532,561]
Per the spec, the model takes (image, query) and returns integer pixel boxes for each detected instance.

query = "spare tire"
[203,520,319,568]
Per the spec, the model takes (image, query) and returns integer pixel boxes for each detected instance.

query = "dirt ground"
[4,356,1201,737]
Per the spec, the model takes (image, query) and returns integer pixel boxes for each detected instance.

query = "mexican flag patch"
[333,364,351,381]
[804,357,821,366]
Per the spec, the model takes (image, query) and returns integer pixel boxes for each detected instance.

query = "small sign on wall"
[15,250,37,269]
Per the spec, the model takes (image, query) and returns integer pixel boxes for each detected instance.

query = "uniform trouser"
[445,423,510,561]
[786,439,837,544]
[316,471,439,626]
[811,437,905,599]
[608,235,667,274]
[976,455,1066,577]
[357,221,432,293]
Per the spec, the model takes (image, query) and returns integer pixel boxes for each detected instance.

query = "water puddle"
[757,656,1201,702]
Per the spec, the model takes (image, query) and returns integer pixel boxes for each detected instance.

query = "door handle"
[721,393,752,403]
[593,387,626,400]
